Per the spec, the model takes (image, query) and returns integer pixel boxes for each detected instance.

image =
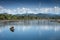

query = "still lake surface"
[0,20,60,40]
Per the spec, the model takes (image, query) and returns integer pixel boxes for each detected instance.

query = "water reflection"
[0,20,60,31]
[0,20,60,40]
[0,20,60,32]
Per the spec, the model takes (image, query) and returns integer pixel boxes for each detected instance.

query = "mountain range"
[14,13,60,19]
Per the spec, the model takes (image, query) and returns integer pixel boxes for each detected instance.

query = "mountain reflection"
[0,20,60,32]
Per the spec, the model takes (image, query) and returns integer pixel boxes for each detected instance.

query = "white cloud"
[0,6,60,14]
[39,7,60,14]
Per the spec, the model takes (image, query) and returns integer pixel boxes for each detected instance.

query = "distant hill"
[0,13,60,20]
[15,13,60,19]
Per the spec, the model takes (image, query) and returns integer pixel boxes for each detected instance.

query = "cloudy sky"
[0,0,60,14]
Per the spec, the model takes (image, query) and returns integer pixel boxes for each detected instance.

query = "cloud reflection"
[16,25,31,32]
[16,25,60,32]
[0,29,2,32]
[0,25,60,32]
[39,25,60,32]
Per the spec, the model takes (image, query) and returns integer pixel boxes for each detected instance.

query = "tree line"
[0,13,60,20]
[0,13,40,20]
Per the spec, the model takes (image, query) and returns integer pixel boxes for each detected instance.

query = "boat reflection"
[10,26,15,32]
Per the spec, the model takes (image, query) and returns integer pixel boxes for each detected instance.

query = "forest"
[0,13,60,20]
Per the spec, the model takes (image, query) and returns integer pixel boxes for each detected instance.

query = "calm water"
[0,20,60,40]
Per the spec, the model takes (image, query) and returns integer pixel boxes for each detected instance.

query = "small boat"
[10,26,14,32]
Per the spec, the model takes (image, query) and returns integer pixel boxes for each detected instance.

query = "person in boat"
[10,26,14,32]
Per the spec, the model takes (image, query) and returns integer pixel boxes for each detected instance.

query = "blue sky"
[0,0,60,14]
[0,0,38,9]
[0,0,59,8]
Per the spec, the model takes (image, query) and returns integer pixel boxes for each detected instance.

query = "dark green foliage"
[0,13,60,20]
[0,13,40,20]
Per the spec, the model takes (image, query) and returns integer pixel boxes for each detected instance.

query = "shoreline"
[0,19,60,22]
